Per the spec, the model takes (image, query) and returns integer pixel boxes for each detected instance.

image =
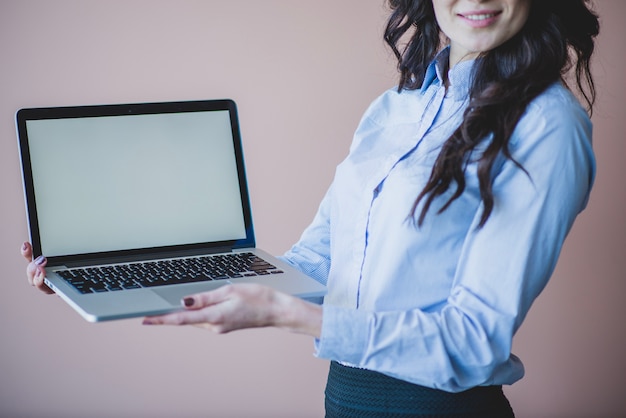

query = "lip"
[457,10,502,28]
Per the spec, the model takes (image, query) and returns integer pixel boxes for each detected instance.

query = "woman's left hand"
[142,283,322,337]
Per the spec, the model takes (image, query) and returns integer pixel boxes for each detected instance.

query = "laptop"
[16,99,326,322]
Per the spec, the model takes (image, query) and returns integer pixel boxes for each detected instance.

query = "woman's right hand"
[21,242,54,294]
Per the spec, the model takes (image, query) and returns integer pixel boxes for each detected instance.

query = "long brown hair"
[384,0,599,227]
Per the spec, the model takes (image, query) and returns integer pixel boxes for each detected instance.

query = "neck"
[449,45,479,69]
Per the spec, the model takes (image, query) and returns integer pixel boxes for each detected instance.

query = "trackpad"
[152,281,230,306]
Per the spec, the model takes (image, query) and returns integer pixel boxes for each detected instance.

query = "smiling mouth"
[460,12,502,21]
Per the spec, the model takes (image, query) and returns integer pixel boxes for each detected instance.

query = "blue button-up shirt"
[281,50,595,392]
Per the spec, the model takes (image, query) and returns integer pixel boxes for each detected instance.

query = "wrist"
[272,292,322,338]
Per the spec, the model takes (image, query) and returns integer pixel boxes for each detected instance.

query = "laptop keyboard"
[56,252,284,294]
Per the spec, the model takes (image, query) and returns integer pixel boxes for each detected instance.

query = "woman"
[23,0,600,416]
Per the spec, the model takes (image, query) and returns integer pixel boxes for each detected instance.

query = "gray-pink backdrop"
[1,1,624,417]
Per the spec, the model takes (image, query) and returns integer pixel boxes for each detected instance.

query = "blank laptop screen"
[26,110,247,257]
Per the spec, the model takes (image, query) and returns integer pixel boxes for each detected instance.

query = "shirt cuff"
[314,304,370,365]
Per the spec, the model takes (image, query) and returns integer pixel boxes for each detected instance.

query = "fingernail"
[142,319,155,325]
[183,297,194,307]
[34,255,46,265]
[22,242,28,251]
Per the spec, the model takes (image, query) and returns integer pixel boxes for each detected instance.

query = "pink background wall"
[1,1,624,417]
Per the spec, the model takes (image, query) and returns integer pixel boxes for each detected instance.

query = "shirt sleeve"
[279,184,334,287]
[315,87,596,392]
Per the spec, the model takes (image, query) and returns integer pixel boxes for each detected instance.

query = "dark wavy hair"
[384,0,600,227]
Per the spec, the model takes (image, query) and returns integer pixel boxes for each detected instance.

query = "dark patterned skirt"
[325,361,515,418]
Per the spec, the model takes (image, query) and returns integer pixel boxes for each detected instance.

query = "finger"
[21,242,33,262]
[32,269,53,294]
[34,266,54,294]
[26,262,36,286]
[26,255,47,283]
[26,260,38,285]
[33,267,43,287]
[143,308,227,330]
[181,284,234,310]
[27,256,54,294]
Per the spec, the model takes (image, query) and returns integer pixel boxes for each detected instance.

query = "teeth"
[464,13,496,21]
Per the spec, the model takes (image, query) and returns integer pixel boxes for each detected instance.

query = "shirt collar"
[420,47,476,99]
